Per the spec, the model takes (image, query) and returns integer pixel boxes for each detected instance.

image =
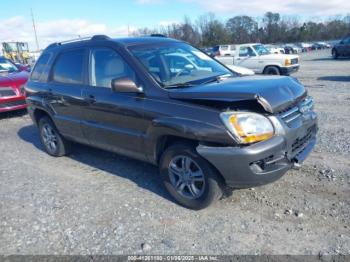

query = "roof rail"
[46,35,111,49]
[150,34,167,38]
[91,35,111,40]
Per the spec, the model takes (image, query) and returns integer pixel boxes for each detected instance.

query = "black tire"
[263,66,280,75]
[159,143,223,210]
[332,49,338,59]
[38,116,71,157]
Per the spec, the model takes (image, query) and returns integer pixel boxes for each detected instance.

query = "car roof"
[44,35,182,52]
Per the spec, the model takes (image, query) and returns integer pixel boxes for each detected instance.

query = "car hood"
[0,71,29,87]
[168,75,307,113]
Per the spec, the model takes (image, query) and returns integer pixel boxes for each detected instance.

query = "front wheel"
[159,144,223,210]
[263,66,280,75]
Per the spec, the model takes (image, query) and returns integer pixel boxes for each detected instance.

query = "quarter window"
[90,48,136,88]
[31,53,50,81]
[52,49,85,84]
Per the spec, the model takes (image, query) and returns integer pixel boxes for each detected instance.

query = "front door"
[234,46,259,72]
[80,47,146,159]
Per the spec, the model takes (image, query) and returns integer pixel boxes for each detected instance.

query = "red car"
[0,57,28,113]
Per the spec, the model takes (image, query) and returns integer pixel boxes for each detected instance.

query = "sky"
[0,0,349,50]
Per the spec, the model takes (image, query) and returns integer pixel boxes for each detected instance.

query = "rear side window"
[52,49,85,84]
[31,54,50,81]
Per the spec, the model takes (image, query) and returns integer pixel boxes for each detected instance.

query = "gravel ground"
[0,50,349,255]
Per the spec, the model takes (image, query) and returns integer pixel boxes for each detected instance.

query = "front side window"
[130,42,233,87]
[31,53,50,81]
[0,58,19,73]
[52,49,85,84]
[90,47,136,88]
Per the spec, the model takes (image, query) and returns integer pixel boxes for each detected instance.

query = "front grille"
[0,87,16,97]
[292,127,314,154]
[0,100,26,108]
[279,97,313,127]
[291,58,298,64]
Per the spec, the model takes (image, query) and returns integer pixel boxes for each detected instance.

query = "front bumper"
[0,97,27,113]
[280,65,299,75]
[197,110,317,188]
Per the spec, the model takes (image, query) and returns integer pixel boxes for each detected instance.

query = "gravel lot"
[0,50,349,255]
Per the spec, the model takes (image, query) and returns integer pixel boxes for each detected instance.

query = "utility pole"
[31,8,40,51]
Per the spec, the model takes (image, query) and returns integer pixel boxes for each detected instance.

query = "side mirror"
[111,77,143,93]
[184,64,194,70]
[339,41,344,44]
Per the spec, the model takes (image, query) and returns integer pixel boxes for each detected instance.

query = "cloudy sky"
[0,0,349,50]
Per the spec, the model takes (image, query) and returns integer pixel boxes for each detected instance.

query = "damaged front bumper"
[197,107,318,188]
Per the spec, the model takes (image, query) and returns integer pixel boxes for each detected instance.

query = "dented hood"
[168,75,307,113]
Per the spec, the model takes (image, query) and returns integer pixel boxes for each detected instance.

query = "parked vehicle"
[25,35,318,209]
[216,43,300,75]
[316,42,331,48]
[265,45,285,54]
[332,36,350,59]
[212,45,236,56]
[165,53,254,76]
[0,56,28,113]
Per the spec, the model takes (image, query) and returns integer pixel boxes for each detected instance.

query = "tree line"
[133,12,350,47]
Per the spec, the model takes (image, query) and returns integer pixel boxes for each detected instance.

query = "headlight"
[285,59,291,66]
[220,112,274,144]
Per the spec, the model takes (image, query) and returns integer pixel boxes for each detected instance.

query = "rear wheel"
[263,66,280,75]
[159,143,223,210]
[39,116,71,157]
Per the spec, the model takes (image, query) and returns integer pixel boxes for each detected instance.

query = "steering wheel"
[174,64,194,78]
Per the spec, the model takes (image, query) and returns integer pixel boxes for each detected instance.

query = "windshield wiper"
[164,82,194,89]
[200,74,232,85]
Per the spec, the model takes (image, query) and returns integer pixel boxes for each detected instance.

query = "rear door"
[47,48,87,142]
[80,46,146,159]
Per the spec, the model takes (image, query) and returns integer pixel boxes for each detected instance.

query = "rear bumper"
[197,111,317,188]
[0,97,27,113]
[280,65,299,75]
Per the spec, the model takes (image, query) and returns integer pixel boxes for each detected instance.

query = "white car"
[212,45,236,56]
[216,43,300,75]
[166,53,254,76]
[265,45,285,54]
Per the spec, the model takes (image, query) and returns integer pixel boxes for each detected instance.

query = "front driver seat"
[99,58,126,88]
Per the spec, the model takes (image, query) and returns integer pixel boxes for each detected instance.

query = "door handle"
[85,95,96,104]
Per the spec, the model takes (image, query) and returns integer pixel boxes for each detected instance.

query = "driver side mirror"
[111,77,143,93]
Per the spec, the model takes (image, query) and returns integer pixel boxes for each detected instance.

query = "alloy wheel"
[168,155,205,199]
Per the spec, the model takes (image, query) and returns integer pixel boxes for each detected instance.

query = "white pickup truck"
[215,43,300,75]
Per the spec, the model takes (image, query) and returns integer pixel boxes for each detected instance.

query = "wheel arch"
[263,65,281,74]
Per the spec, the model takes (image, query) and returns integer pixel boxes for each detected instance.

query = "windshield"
[0,58,19,73]
[129,42,234,88]
[253,44,270,55]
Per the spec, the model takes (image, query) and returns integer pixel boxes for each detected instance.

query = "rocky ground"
[0,50,349,255]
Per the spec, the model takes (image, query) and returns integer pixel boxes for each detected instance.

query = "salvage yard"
[0,50,349,255]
